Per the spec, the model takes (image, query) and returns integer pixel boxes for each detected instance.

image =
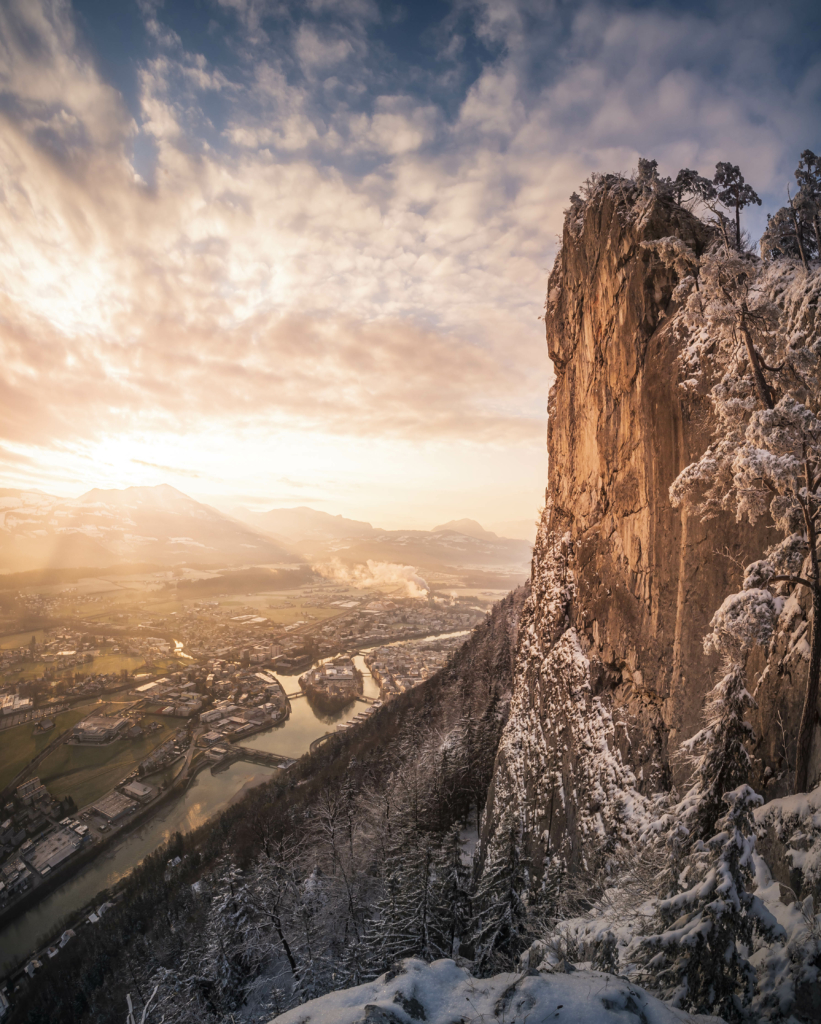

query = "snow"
[270,957,722,1024]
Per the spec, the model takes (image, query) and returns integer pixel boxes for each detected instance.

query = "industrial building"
[91,791,136,821]
[24,828,83,875]
[72,716,129,744]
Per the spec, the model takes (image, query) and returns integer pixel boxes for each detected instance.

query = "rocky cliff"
[483,175,815,873]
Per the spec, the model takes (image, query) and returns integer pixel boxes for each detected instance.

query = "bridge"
[356,695,380,705]
[309,733,335,755]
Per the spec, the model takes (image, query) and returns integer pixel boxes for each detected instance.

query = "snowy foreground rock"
[271,958,724,1023]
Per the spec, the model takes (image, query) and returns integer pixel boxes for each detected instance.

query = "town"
[0,573,489,957]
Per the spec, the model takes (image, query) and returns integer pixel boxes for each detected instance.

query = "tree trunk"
[735,203,741,250]
[739,311,774,409]
[794,585,821,793]
[787,194,809,273]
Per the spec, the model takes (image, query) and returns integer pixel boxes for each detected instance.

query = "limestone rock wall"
[545,184,772,782]
[481,179,785,871]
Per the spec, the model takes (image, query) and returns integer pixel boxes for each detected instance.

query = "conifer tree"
[713,162,762,250]
[795,149,821,254]
[470,810,531,976]
[639,786,784,1022]
[673,168,717,207]
[429,823,472,959]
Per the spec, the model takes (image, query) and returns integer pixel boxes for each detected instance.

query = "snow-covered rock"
[271,957,725,1023]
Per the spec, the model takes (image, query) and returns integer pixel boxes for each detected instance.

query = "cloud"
[0,0,818,522]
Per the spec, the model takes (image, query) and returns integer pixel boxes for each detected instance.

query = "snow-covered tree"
[638,785,785,1022]
[713,162,762,251]
[673,167,717,208]
[429,823,472,959]
[674,587,776,840]
[761,205,808,265]
[470,809,533,976]
[795,149,821,255]
[666,205,821,794]
[730,395,821,792]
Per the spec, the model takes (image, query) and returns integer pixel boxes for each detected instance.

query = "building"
[121,781,155,803]
[91,791,136,822]
[16,778,49,806]
[24,828,83,875]
[200,709,223,724]
[199,731,223,746]
[0,694,33,716]
[73,716,129,744]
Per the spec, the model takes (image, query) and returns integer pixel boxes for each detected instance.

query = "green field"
[0,630,46,650]
[0,651,146,688]
[38,716,179,808]
[81,653,145,676]
[0,705,93,792]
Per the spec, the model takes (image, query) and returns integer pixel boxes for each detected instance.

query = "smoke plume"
[313,558,429,599]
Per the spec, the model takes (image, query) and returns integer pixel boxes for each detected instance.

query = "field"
[0,650,146,688]
[219,593,346,626]
[81,653,145,676]
[37,715,179,808]
[0,630,46,650]
[0,705,93,792]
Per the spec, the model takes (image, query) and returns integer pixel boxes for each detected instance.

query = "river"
[0,631,468,974]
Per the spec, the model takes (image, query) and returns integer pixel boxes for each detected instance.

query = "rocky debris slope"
[271,956,719,1024]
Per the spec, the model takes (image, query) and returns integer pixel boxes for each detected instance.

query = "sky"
[0,0,819,532]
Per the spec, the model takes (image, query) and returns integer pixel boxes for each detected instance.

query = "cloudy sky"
[0,0,818,531]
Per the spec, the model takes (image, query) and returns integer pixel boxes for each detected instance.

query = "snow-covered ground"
[271,957,724,1023]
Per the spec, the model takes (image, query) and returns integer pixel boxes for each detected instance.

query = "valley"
[0,493,529,985]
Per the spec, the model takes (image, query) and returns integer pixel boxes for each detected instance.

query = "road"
[178,726,204,780]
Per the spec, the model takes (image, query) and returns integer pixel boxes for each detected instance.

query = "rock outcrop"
[481,176,813,873]
[271,956,713,1023]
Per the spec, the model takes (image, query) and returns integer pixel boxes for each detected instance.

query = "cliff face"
[482,180,784,871]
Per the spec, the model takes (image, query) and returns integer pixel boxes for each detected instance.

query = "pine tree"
[713,162,762,250]
[795,149,821,254]
[429,823,472,959]
[366,824,436,972]
[677,584,777,839]
[470,812,531,976]
[639,786,785,1022]
[199,862,256,1013]
[680,663,757,841]
[673,168,717,207]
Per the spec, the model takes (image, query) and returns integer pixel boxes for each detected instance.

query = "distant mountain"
[0,484,296,572]
[235,505,374,543]
[236,505,532,577]
[325,528,532,572]
[432,518,499,541]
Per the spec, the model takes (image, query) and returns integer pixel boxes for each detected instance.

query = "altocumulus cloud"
[0,0,818,509]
